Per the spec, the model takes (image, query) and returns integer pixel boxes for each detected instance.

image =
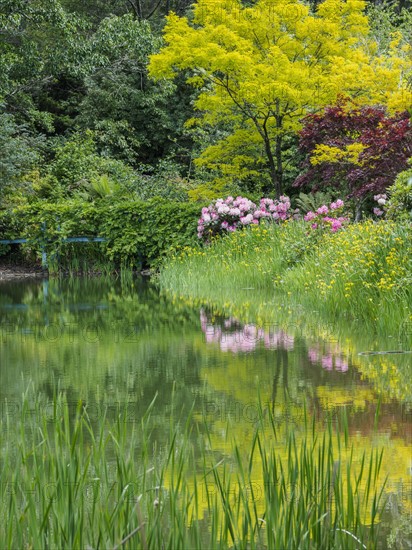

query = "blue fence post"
[41,222,48,270]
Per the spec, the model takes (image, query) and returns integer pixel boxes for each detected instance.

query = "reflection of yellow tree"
[196,346,412,530]
[159,407,406,548]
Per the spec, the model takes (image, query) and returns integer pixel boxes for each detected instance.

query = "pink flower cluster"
[307,346,348,372]
[200,310,294,353]
[303,199,348,232]
[197,195,293,241]
[373,194,387,217]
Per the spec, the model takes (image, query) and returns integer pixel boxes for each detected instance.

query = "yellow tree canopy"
[149,0,412,196]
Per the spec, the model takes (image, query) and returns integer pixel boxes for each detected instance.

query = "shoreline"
[0,259,45,281]
[0,262,153,282]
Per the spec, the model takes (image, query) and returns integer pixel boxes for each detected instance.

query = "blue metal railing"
[0,235,106,268]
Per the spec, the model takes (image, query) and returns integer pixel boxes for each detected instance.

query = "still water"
[0,276,411,539]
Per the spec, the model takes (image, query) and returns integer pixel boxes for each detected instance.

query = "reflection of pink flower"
[335,357,349,372]
[263,330,295,350]
[321,355,333,371]
[308,348,319,363]
[200,312,295,353]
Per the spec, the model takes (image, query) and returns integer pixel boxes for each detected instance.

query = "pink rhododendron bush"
[303,199,349,232]
[197,195,293,241]
[197,195,349,241]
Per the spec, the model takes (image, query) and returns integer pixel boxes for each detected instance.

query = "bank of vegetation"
[158,216,412,331]
[0,0,411,274]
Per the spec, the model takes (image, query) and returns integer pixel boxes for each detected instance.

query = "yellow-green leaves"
[149,0,412,194]
[310,143,367,166]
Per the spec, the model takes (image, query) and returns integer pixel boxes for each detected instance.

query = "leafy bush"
[303,199,349,232]
[44,132,140,199]
[132,160,191,202]
[0,113,44,203]
[29,136,195,204]
[294,101,412,204]
[386,163,412,221]
[198,195,293,242]
[0,200,201,269]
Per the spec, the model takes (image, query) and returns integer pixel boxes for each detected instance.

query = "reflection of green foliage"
[0,278,205,431]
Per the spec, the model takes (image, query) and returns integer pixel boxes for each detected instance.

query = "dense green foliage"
[0,200,200,269]
[386,162,412,221]
[1,0,411,211]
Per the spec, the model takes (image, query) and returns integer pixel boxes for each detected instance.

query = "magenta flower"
[240,214,253,225]
[331,219,342,232]
[316,205,329,215]
[304,211,316,221]
[330,199,344,210]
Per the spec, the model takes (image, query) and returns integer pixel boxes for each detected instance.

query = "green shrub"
[0,200,201,269]
[386,163,412,221]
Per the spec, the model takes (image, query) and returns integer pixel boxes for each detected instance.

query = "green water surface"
[0,276,411,544]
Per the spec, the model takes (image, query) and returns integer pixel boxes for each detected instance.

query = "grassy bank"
[158,220,412,331]
[0,388,388,549]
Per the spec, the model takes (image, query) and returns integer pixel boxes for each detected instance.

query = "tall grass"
[158,220,412,329]
[0,387,387,549]
[158,222,308,295]
[282,220,412,330]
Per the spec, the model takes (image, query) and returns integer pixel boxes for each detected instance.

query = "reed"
[158,220,411,329]
[0,387,388,549]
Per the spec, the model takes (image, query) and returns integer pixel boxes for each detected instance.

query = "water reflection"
[0,276,411,537]
[201,309,295,352]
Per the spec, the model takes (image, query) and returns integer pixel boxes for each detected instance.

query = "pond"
[0,276,411,546]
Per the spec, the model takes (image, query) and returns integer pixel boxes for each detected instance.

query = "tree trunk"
[354,200,363,222]
[275,134,283,197]
[263,136,282,198]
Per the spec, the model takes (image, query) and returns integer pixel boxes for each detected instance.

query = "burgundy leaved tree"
[293,99,412,218]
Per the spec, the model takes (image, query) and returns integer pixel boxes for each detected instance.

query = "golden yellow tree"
[149,0,411,196]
